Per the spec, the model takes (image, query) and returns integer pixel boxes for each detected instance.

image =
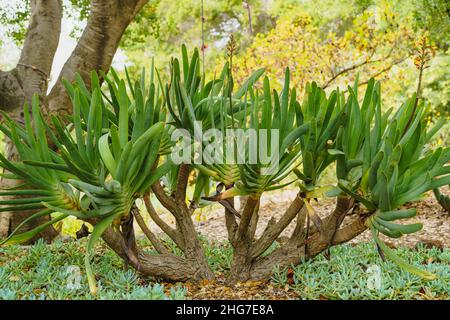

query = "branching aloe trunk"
[150,166,214,280]
[117,187,366,284]
[99,188,366,284]
[225,195,366,283]
[227,196,260,282]
[101,225,199,282]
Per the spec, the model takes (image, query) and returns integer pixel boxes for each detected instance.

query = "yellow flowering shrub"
[232,3,416,99]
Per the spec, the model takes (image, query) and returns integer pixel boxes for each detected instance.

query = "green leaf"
[98,134,117,176]
[1,214,68,245]
[328,149,345,155]
[370,227,436,280]
[338,181,376,211]
[376,209,416,221]
[118,80,129,147]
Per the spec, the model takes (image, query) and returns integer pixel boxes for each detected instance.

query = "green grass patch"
[272,243,450,300]
[0,239,186,300]
[0,238,448,300]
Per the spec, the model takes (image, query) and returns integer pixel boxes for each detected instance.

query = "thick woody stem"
[287,205,308,246]
[101,226,198,282]
[321,196,355,243]
[16,0,63,103]
[143,193,184,250]
[242,215,368,282]
[0,70,25,114]
[227,195,366,283]
[151,182,177,213]
[252,193,304,258]
[248,203,260,240]
[224,197,238,246]
[133,206,170,254]
[332,216,367,245]
[150,170,214,281]
[175,164,190,203]
[235,196,260,242]
[226,196,260,283]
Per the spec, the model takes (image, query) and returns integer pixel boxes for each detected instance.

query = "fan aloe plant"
[333,79,449,279]
[0,45,448,294]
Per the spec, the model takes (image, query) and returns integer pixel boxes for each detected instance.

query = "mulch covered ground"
[180,278,298,300]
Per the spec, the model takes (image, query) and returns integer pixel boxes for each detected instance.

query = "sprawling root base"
[101,169,368,284]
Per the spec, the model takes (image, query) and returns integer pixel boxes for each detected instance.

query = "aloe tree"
[0,46,448,294]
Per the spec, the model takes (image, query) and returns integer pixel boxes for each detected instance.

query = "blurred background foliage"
[0,0,448,124]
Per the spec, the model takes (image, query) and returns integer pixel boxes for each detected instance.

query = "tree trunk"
[101,226,199,282]
[227,241,254,283]
[113,193,368,284]
[226,196,260,283]
[175,204,215,280]
[45,0,149,119]
[0,0,63,241]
